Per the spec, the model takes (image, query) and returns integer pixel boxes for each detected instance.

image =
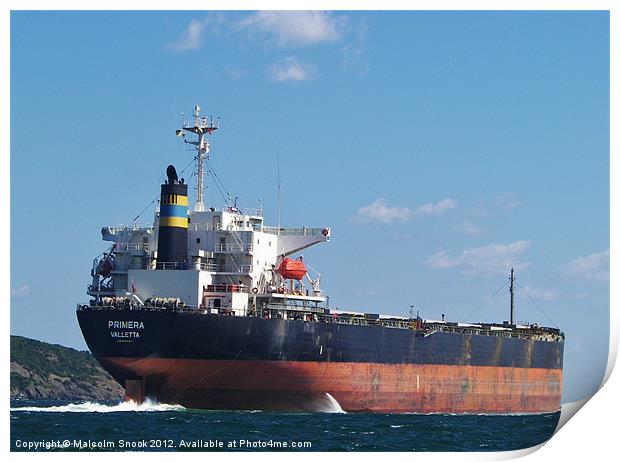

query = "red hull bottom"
[106,358,562,414]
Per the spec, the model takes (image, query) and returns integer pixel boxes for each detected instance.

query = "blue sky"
[10,11,609,403]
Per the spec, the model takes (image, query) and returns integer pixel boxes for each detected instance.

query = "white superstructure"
[88,104,330,317]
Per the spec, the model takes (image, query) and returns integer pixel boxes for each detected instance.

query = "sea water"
[10,399,560,452]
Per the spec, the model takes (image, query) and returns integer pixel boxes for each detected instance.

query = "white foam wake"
[11,398,185,413]
[316,393,347,413]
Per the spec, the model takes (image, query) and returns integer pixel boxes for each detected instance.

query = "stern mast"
[509,268,515,325]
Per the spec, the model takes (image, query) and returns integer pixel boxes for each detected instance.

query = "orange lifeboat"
[276,257,307,281]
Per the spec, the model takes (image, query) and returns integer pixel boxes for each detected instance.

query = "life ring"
[251,287,259,294]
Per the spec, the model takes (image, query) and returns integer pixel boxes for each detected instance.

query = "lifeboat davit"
[276,257,307,281]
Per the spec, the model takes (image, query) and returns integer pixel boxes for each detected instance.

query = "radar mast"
[176,104,219,212]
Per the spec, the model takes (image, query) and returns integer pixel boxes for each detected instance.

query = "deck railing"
[114,242,150,252]
[76,304,562,342]
[215,243,254,253]
[262,227,326,236]
[151,262,253,273]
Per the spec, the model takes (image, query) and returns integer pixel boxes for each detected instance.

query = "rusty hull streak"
[109,357,562,414]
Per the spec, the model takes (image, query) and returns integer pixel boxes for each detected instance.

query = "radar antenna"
[175,104,219,212]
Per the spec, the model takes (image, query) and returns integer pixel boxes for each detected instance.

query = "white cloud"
[11,285,31,299]
[454,221,485,237]
[165,19,207,52]
[354,197,456,224]
[415,198,456,216]
[340,17,368,72]
[269,57,317,82]
[520,285,558,301]
[497,192,520,210]
[165,13,356,84]
[166,12,349,53]
[563,250,609,282]
[425,251,457,269]
[355,198,411,224]
[426,240,532,275]
[238,11,345,47]
[469,203,488,218]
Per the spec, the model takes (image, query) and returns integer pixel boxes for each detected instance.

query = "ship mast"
[176,105,219,212]
[509,268,515,325]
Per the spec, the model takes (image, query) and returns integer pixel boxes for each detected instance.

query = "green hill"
[10,335,123,401]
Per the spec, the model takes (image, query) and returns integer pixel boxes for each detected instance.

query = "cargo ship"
[77,105,564,413]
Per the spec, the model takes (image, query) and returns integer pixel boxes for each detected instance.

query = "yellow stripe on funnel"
[159,216,188,228]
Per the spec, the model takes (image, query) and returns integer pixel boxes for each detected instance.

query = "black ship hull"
[77,308,564,413]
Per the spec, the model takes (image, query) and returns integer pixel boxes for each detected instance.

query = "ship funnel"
[166,165,179,184]
[157,164,188,266]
